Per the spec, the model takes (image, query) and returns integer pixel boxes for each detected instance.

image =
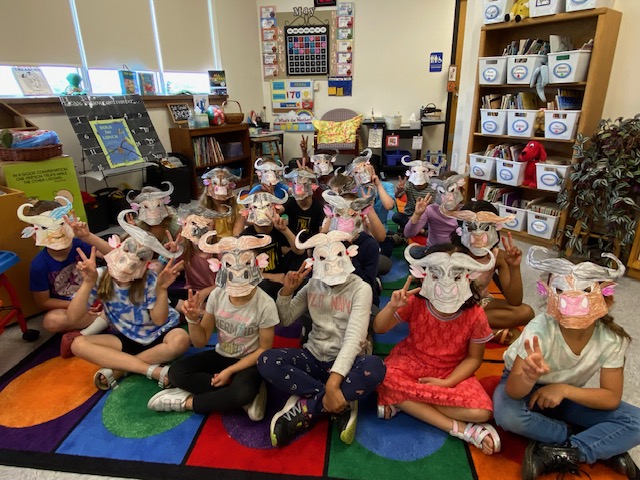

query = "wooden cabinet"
[169,124,252,198]
[466,8,622,247]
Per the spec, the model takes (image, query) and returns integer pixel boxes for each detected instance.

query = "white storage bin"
[548,50,592,83]
[480,109,508,135]
[507,55,547,85]
[566,0,614,12]
[530,0,566,17]
[469,153,497,181]
[527,211,560,239]
[544,110,581,140]
[507,109,538,137]
[499,205,528,232]
[536,163,571,192]
[496,158,527,186]
[479,57,508,85]
[483,0,514,24]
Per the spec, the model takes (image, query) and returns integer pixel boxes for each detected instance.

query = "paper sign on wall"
[271,79,314,112]
[430,52,443,72]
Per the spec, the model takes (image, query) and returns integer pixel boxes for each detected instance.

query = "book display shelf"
[466,8,622,248]
[169,123,251,198]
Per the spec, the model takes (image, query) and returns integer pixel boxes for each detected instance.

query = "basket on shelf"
[222,100,245,125]
[0,143,63,162]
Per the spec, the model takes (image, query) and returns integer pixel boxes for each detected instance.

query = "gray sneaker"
[244,382,267,421]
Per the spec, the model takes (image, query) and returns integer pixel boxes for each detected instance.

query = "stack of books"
[192,137,225,167]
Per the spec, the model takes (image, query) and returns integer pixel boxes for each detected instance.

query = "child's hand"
[211,369,233,387]
[528,384,567,410]
[522,336,550,383]
[418,377,452,388]
[76,247,98,283]
[164,231,183,253]
[396,176,407,192]
[322,386,348,413]
[270,211,288,232]
[125,212,136,226]
[502,232,522,267]
[367,165,380,185]
[389,276,421,310]
[282,262,313,296]
[156,257,184,290]
[64,213,90,239]
[182,289,202,323]
[414,194,432,217]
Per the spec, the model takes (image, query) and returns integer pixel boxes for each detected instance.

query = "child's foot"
[491,327,521,345]
[449,420,501,455]
[332,401,358,444]
[244,382,267,421]
[60,330,82,358]
[93,368,124,390]
[377,404,399,420]
[147,388,191,412]
[146,364,171,388]
[270,395,315,447]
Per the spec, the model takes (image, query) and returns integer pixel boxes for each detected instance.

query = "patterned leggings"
[257,348,386,415]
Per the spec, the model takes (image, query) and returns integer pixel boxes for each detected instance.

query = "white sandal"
[93,368,118,391]
[146,364,171,389]
[377,404,399,420]
[450,420,501,454]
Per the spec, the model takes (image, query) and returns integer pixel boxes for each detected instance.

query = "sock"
[81,316,109,335]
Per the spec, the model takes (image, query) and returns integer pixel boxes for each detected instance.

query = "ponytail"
[599,314,632,343]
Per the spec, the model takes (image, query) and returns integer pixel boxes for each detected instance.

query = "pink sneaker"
[60,331,82,358]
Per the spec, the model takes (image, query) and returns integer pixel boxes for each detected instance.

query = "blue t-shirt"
[374,181,396,225]
[29,238,92,301]
[248,182,289,199]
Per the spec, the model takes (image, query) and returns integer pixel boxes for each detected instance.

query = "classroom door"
[446,0,467,158]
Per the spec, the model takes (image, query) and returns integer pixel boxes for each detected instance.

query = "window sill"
[2,94,228,115]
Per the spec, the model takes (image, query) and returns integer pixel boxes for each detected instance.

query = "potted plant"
[558,114,640,263]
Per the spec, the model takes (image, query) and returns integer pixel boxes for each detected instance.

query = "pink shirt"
[185,253,216,291]
[404,203,458,247]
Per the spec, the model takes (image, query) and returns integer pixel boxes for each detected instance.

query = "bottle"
[187,110,197,129]
[259,106,267,129]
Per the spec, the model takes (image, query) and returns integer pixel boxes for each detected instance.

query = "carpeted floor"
[0,246,632,480]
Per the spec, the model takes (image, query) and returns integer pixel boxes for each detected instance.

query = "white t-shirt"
[205,287,279,359]
[503,313,628,387]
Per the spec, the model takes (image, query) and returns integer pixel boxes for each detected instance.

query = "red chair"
[0,251,39,341]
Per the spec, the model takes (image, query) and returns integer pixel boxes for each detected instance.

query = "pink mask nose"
[559,294,590,316]
[294,184,305,194]
[337,218,355,232]
[471,233,487,247]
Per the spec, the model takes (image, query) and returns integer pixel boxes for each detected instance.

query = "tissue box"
[409,120,421,129]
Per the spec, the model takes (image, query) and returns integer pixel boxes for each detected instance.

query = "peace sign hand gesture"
[502,232,522,267]
[164,230,183,253]
[397,176,407,193]
[64,212,90,240]
[182,289,202,324]
[282,262,313,296]
[76,246,98,283]
[157,257,185,290]
[522,336,550,383]
[414,194,432,217]
[389,276,421,310]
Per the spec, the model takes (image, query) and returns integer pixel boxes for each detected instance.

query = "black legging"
[168,350,261,414]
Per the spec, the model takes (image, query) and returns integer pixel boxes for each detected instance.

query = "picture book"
[89,118,143,168]
[11,67,53,96]
[209,70,228,95]
[137,72,156,95]
[118,69,138,95]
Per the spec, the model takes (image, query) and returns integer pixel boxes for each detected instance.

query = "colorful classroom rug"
[0,249,630,479]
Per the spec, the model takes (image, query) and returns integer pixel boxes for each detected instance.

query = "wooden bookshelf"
[466,8,622,248]
[169,123,252,198]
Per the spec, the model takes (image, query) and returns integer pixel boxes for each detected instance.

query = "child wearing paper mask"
[199,167,242,238]
[374,243,501,456]
[258,230,386,447]
[250,157,289,199]
[147,233,279,421]
[392,156,438,234]
[493,247,640,480]
[126,182,180,245]
[17,197,112,352]
[448,201,534,345]
[67,210,190,391]
[281,166,325,240]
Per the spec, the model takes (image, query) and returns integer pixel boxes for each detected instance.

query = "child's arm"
[182,289,215,348]
[395,176,407,198]
[276,263,312,326]
[373,276,420,333]
[420,342,484,388]
[404,194,432,238]
[496,232,524,306]
[32,291,71,311]
[272,213,304,255]
[505,336,550,399]
[150,257,184,326]
[212,325,276,387]
[232,214,247,236]
[65,215,112,256]
[371,169,395,211]
[67,247,98,324]
[365,211,387,242]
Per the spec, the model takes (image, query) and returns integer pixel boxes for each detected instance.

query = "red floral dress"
[377,296,494,410]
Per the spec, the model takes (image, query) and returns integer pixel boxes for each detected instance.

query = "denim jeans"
[493,371,640,463]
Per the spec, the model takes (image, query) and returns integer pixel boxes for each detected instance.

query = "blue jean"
[257,348,386,416]
[493,371,640,464]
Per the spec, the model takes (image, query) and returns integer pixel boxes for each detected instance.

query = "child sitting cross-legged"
[374,243,501,455]
[147,233,279,420]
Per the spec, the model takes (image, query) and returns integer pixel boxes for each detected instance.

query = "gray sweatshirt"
[276,274,373,377]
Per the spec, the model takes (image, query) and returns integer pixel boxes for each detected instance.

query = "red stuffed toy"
[519,140,547,188]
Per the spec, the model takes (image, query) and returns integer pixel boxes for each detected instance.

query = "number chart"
[285,24,329,76]
[271,79,314,112]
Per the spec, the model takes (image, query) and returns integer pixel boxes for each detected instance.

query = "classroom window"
[164,72,210,94]
[40,66,82,95]
[88,69,122,95]
[0,66,24,96]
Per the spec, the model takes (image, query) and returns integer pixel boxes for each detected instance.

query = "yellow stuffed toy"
[505,0,529,22]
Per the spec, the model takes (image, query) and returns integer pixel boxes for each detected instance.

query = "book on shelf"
[192,137,226,167]
[554,89,584,110]
[529,201,562,217]
[118,68,138,95]
[483,143,526,161]
[11,67,53,96]
[137,72,156,95]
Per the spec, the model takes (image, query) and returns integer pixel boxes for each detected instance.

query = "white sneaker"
[244,382,267,421]
[147,387,191,412]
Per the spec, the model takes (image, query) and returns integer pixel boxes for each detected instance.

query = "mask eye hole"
[337,251,343,257]
[454,274,462,282]
[431,273,438,281]
[583,285,593,293]
[319,255,326,261]
[552,286,564,295]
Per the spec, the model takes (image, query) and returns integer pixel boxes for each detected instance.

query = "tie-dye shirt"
[88,267,180,345]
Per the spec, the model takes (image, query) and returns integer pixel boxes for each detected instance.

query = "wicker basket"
[0,143,63,162]
[222,100,245,125]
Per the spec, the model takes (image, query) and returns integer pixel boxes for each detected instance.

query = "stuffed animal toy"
[520,140,547,188]
[505,0,529,22]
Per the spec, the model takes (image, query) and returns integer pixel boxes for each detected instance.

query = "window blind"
[0,0,82,66]
[76,0,159,70]
[154,0,215,72]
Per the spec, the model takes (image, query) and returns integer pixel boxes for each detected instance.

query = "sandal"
[450,420,501,454]
[492,328,521,345]
[377,404,399,420]
[146,364,171,389]
[93,368,118,391]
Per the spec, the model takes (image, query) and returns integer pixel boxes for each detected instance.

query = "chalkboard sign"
[60,95,166,171]
[167,103,191,124]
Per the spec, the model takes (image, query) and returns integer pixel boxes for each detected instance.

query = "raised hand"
[164,231,183,253]
[156,257,184,290]
[367,164,380,185]
[299,135,309,166]
[414,194,432,217]
[271,211,288,232]
[522,336,550,383]
[182,289,202,323]
[282,261,313,296]
[397,176,407,192]
[389,276,421,310]
[76,246,98,283]
[125,212,136,226]
[65,214,90,239]
[502,231,522,267]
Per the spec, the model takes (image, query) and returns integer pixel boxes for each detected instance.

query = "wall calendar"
[285,24,329,76]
